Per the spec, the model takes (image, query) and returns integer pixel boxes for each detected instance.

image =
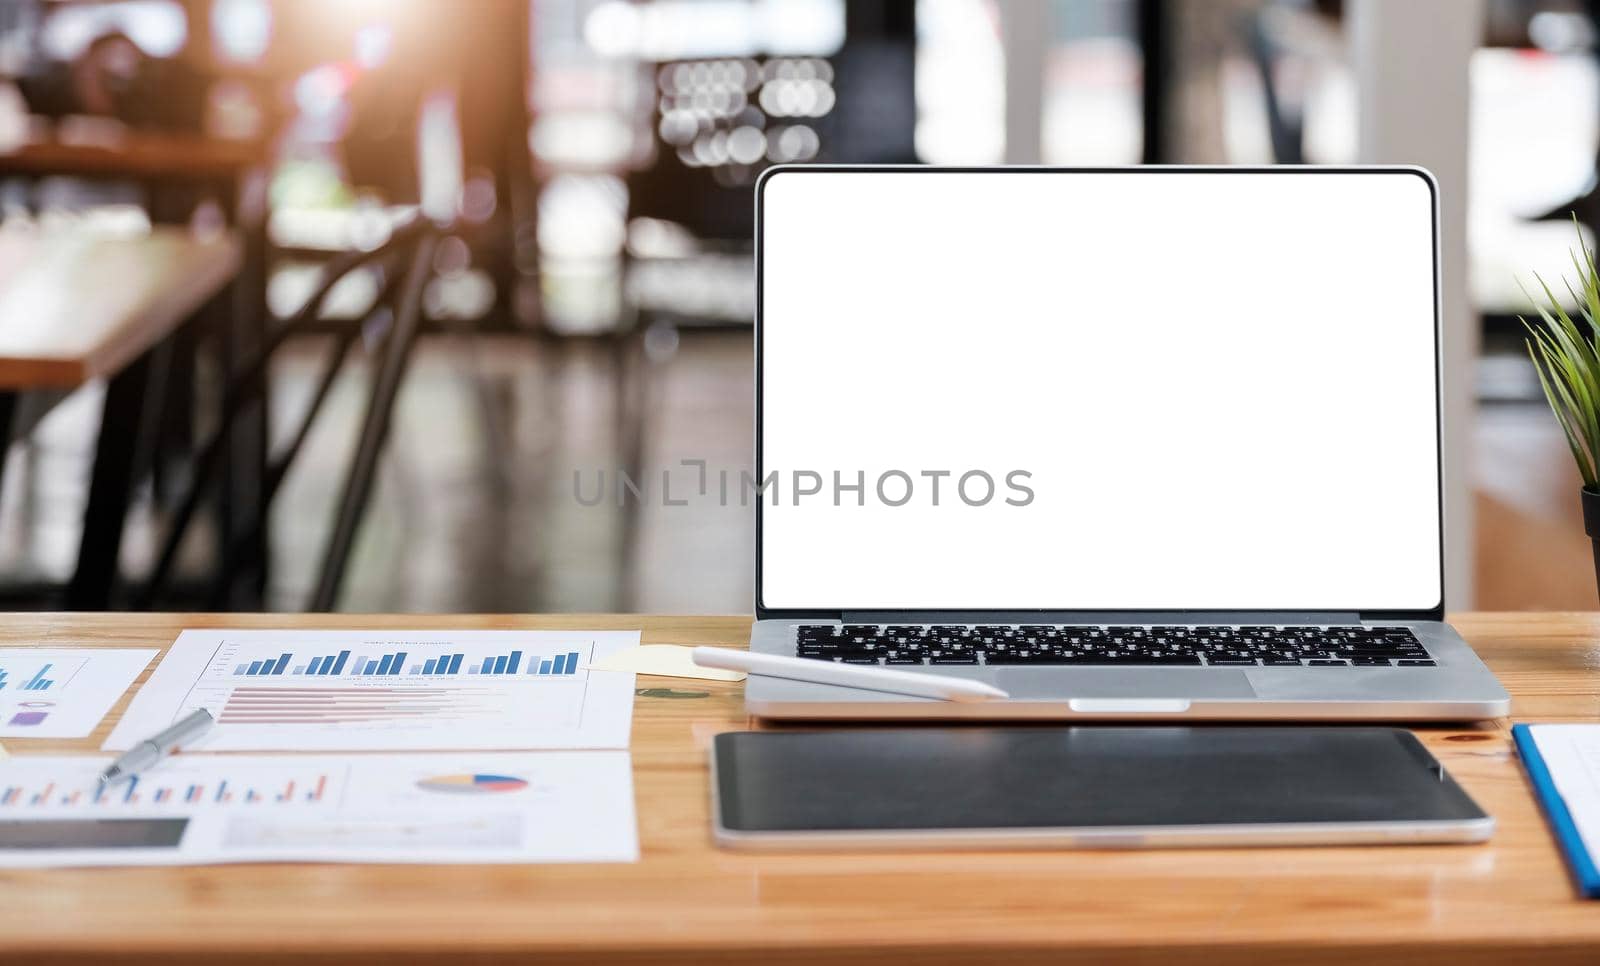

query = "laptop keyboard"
[794,625,1434,668]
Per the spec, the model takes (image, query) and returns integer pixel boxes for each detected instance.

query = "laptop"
[749,165,1509,721]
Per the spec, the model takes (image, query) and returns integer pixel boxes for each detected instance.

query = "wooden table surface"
[1,612,1597,965]
[0,228,241,388]
[0,134,266,179]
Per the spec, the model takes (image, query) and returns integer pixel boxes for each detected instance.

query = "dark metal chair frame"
[135,218,440,611]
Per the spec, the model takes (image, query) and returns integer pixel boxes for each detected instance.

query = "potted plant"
[1524,217,1600,594]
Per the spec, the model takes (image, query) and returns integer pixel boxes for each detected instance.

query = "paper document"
[0,751,637,867]
[0,648,155,737]
[106,630,639,752]
[586,644,746,682]
[1524,725,1600,866]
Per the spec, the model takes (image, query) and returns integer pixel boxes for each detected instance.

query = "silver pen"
[97,708,215,786]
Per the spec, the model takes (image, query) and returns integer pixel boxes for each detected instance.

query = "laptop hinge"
[839,611,1365,625]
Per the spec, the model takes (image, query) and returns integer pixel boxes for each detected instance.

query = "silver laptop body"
[749,165,1508,721]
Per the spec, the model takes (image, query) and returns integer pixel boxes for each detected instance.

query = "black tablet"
[711,727,1491,850]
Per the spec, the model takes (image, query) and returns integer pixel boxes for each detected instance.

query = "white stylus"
[691,647,1010,703]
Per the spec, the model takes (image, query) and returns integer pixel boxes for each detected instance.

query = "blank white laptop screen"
[758,169,1442,612]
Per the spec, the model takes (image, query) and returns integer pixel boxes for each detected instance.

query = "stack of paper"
[0,629,646,867]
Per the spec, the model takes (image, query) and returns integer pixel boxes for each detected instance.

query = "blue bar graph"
[225,647,582,680]
[22,663,52,690]
[328,650,350,675]
[530,652,581,677]
[236,657,291,677]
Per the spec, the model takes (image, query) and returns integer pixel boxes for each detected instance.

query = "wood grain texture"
[0,228,241,388]
[0,612,1596,965]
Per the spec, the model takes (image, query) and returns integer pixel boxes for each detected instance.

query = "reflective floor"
[0,330,754,614]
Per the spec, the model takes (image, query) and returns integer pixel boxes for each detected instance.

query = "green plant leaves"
[1523,215,1600,488]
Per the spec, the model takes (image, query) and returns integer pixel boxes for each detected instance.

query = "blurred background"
[0,0,1588,614]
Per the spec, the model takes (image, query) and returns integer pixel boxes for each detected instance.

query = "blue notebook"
[1512,724,1600,898]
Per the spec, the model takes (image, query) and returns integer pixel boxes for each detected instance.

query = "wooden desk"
[1,611,1598,965]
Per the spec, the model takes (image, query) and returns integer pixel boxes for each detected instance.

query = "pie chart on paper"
[416,773,529,794]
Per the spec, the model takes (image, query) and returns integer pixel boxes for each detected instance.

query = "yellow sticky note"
[584,645,746,682]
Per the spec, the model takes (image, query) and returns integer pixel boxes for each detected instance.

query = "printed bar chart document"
[0,751,638,867]
[106,630,640,752]
[0,648,155,737]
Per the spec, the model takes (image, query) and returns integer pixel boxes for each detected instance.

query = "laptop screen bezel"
[753,165,1446,622]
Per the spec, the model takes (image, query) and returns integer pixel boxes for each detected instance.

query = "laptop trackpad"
[995,668,1257,700]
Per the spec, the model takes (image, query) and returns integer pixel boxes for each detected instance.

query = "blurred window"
[1470,44,1599,312]
[1041,0,1139,164]
[213,0,270,63]
[915,0,1003,163]
[40,1,186,60]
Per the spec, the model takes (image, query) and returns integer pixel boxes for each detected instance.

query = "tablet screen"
[715,727,1485,833]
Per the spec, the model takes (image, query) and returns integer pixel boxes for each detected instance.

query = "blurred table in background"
[0,133,264,181]
[0,227,241,608]
[0,129,273,606]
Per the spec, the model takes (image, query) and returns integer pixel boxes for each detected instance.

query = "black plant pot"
[1584,488,1600,597]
